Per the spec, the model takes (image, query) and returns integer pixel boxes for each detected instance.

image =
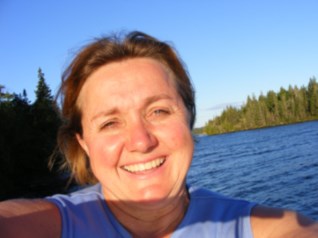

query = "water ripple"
[188,121,318,220]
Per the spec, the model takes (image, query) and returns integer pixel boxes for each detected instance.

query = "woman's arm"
[251,205,318,238]
[0,199,61,238]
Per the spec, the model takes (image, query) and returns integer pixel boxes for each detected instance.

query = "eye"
[100,120,119,130]
[153,109,170,116]
[149,108,172,121]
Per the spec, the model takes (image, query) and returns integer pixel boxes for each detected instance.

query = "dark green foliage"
[0,70,69,200]
[203,77,318,135]
[35,68,53,104]
[307,78,318,116]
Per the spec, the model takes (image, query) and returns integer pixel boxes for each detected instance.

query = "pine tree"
[0,85,14,102]
[0,71,68,200]
[307,77,318,116]
[202,77,318,135]
[34,68,53,105]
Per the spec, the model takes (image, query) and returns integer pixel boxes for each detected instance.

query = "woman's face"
[77,58,194,203]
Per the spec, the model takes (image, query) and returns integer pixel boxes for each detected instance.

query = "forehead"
[77,58,179,107]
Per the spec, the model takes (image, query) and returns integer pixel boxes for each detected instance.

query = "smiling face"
[76,58,194,203]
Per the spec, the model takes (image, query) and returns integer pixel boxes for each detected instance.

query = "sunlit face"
[76,58,194,204]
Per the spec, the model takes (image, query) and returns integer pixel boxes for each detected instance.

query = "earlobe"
[76,133,89,156]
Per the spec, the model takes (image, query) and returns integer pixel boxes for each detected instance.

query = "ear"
[76,133,90,156]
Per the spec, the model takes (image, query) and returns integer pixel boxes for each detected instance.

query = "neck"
[106,188,190,238]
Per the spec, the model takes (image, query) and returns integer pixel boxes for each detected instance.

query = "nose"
[125,119,158,153]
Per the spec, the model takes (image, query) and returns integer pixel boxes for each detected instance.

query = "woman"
[1,31,317,238]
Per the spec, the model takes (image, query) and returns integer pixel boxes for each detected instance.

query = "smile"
[122,158,165,173]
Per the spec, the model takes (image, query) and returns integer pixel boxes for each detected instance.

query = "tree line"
[1,71,317,198]
[0,69,69,200]
[200,77,318,135]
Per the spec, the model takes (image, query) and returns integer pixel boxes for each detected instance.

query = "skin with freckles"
[76,58,193,234]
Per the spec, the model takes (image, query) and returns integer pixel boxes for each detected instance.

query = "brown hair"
[56,31,196,184]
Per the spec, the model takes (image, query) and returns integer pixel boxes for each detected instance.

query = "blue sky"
[1,1,317,127]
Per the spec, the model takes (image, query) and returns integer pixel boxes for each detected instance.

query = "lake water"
[187,121,318,220]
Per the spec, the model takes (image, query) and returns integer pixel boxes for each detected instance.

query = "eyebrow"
[90,108,119,122]
[144,94,173,106]
[90,94,174,122]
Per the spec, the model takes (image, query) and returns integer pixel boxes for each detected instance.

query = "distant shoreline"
[193,119,318,136]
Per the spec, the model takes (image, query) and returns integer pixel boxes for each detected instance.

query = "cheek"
[87,135,124,168]
[161,121,193,151]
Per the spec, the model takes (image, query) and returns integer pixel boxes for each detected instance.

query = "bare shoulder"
[251,205,318,238]
[0,198,61,238]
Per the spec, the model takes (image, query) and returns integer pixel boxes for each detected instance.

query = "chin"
[131,184,183,207]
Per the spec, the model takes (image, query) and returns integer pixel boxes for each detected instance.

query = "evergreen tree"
[31,68,61,176]
[278,89,288,122]
[35,68,53,105]
[299,86,309,119]
[307,77,318,116]
[202,77,318,135]
[0,70,67,200]
[0,85,14,102]
[266,90,279,123]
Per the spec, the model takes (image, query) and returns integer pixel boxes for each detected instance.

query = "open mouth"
[122,158,165,173]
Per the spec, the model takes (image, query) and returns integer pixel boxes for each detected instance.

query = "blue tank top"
[46,184,256,238]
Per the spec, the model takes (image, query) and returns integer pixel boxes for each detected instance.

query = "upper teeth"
[123,158,165,173]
